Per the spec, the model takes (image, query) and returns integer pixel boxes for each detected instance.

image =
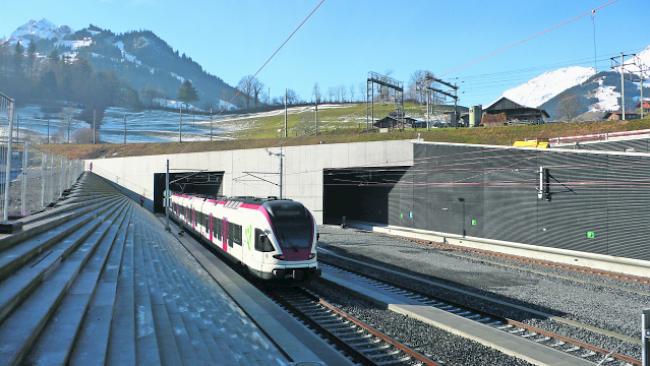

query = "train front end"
[257,200,320,281]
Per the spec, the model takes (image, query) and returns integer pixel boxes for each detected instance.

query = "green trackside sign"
[586,231,596,239]
[471,218,477,226]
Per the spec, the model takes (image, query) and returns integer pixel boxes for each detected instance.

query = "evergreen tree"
[39,71,58,98]
[14,41,24,56]
[13,41,24,75]
[27,42,36,58]
[48,49,60,63]
[27,42,37,77]
[177,80,198,107]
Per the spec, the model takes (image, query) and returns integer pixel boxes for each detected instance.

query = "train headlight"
[272,254,285,260]
[308,253,316,259]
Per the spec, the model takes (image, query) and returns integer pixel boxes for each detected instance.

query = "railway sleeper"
[375,355,412,366]
[341,334,374,344]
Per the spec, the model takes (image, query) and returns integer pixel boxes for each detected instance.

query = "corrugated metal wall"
[559,138,650,152]
[332,143,650,261]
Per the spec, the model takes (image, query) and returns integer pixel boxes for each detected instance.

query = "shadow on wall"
[323,167,410,225]
[152,171,224,213]
[96,173,154,211]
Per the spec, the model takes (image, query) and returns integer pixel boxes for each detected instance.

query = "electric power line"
[225,0,326,107]
[441,0,620,76]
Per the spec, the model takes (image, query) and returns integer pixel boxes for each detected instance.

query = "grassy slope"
[234,102,432,138]
[42,114,650,160]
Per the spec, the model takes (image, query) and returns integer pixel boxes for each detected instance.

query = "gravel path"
[318,225,649,359]
[309,281,535,366]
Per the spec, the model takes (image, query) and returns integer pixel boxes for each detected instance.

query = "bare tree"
[338,85,347,103]
[285,89,299,105]
[237,75,255,109]
[251,78,264,107]
[558,94,580,121]
[349,84,356,102]
[358,83,366,102]
[328,87,336,103]
[408,70,434,103]
[237,75,265,108]
[312,83,321,103]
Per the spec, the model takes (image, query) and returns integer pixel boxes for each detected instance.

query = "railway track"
[411,237,650,290]
[269,287,440,366]
[316,258,641,366]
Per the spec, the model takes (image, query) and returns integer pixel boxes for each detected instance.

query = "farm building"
[481,97,549,126]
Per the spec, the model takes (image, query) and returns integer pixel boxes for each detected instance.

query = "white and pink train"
[170,193,320,281]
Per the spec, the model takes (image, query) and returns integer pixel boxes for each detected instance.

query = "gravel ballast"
[317,225,649,359]
[309,281,535,366]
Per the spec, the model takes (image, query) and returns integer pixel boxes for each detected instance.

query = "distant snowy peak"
[624,45,650,76]
[502,66,596,108]
[8,19,72,45]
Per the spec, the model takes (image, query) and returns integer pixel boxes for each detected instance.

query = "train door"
[241,224,253,266]
[249,227,267,274]
[209,213,213,243]
[222,218,229,252]
[230,222,243,263]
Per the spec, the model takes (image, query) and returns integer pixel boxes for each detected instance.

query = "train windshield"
[264,201,313,250]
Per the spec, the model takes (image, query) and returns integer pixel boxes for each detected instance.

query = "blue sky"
[1,0,649,106]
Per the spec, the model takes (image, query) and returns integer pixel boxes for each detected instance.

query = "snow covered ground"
[12,105,236,143]
[589,77,620,112]
[11,104,349,143]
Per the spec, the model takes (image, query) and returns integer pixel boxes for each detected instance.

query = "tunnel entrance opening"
[153,171,224,213]
[323,167,409,225]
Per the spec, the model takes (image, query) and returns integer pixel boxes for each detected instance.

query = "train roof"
[173,192,293,205]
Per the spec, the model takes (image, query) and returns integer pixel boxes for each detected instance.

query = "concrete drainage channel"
[317,250,641,366]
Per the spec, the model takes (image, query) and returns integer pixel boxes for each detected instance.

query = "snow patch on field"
[589,78,619,112]
[170,72,185,82]
[58,37,93,50]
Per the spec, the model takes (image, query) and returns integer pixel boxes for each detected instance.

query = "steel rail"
[271,288,440,366]
[319,255,641,366]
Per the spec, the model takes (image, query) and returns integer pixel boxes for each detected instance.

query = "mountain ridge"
[3,19,244,110]
[500,45,650,120]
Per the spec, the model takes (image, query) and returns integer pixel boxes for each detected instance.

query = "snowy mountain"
[502,66,596,108]
[539,70,646,120]
[6,19,72,45]
[1,19,245,110]
[623,45,650,76]
[499,44,650,120]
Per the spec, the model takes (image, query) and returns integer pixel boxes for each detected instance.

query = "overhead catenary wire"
[441,0,621,77]
[222,0,326,108]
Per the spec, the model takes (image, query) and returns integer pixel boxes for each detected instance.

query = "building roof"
[485,96,529,111]
[484,96,549,118]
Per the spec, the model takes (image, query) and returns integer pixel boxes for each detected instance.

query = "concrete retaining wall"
[85,140,414,224]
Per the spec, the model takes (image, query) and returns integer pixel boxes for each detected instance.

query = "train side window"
[228,223,234,247]
[215,218,222,239]
[254,229,274,252]
[230,223,242,246]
